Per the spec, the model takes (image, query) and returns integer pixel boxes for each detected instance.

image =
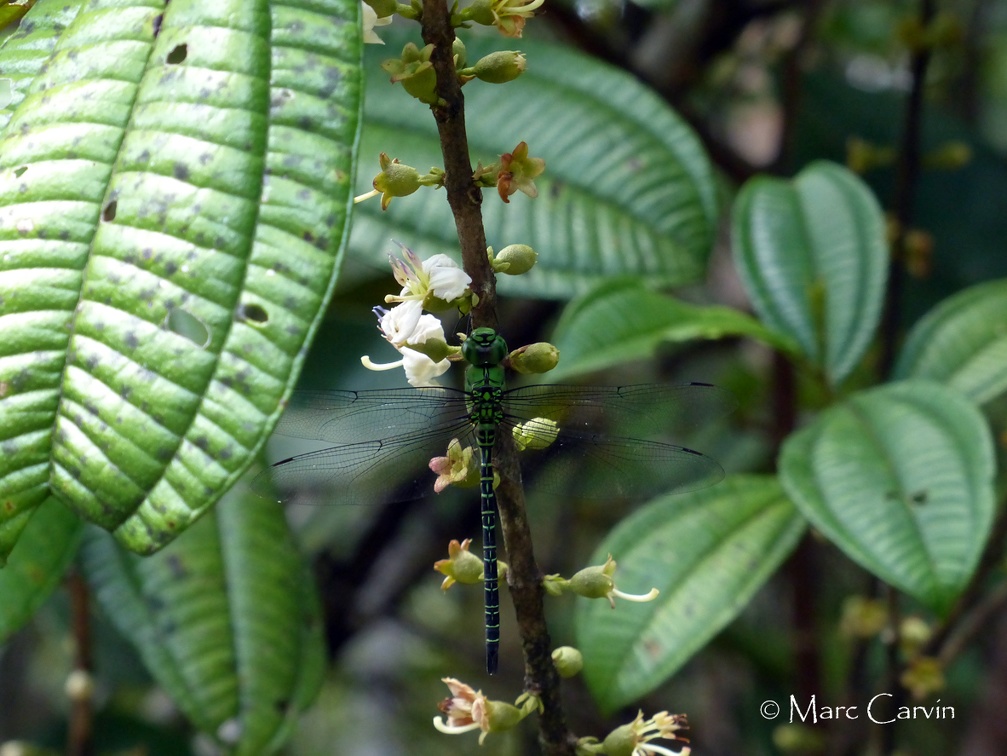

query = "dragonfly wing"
[274,387,470,443]
[502,383,735,439]
[254,418,477,506]
[518,430,724,502]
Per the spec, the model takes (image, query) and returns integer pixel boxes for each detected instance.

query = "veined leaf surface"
[0,0,362,558]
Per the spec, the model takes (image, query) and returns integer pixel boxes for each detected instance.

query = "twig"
[66,570,94,756]
[419,3,574,753]
[878,0,937,380]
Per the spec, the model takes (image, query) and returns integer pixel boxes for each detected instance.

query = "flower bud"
[512,417,559,451]
[602,722,637,756]
[452,37,467,69]
[451,547,485,585]
[568,563,613,601]
[508,342,558,375]
[382,43,439,105]
[469,51,526,84]
[485,700,524,732]
[460,0,494,25]
[434,538,484,590]
[552,646,583,678]
[372,153,423,209]
[493,243,537,275]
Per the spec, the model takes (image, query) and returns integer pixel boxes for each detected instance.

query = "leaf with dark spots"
[173,164,189,181]
[124,332,139,350]
[165,261,178,276]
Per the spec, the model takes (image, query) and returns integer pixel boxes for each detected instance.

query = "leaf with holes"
[731,161,887,386]
[893,279,1007,405]
[780,380,995,614]
[575,475,804,711]
[0,0,362,559]
[350,30,718,299]
[80,479,324,753]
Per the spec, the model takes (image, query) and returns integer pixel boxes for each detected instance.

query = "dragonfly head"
[462,327,509,368]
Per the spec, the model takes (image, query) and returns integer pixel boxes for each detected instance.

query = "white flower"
[420,254,471,301]
[387,246,471,307]
[401,347,450,387]
[361,305,450,387]
[361,2,393,45]
[378,299,423,347]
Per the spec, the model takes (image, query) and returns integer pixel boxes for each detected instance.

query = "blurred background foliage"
[3,0,1007,754]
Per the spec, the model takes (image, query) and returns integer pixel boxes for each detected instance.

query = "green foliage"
[0,496,82,643]
[0,0,362,558]
[549,277,797,380]
[780,380,996,614]
[576,475,804,710]
[732,161,888,387]
[2,0,1006,753]
[893,278,1007,403]
[79,481,325,755]
[351,31,718,298]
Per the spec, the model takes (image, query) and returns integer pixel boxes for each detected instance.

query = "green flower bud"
[371,153,423,210]
[493,243,538,275]
[460,0,495,26]
[381,43,439,105]
[486,700,525,732]
[552,646,584,678]
[469,51,526,84]
[452,37,467,69]
[512,417,559,451]
[452,547,485,585]
[568,564,613,600]
[508,342,559,375]
[601,722,637,756]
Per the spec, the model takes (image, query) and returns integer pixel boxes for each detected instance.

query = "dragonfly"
[258,327,729,674]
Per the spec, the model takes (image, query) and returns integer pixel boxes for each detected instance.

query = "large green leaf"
[549,277,799,380]
[893,279,1007,405]
[0,496,82,643]
[575,475,804,711]
[0,0,362,559]
[779,380,995,614]
[731,161,887,386]
[79,478,325,754]
[350,31,718,299]
[0,0,85,126]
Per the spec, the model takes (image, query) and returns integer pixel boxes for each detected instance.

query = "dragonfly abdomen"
[476,425,500,674]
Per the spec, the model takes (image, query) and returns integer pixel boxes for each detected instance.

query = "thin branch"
[66,570,94,756]
[419,1,496,327]
[419,3,574,753]
[878,0,937,380]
